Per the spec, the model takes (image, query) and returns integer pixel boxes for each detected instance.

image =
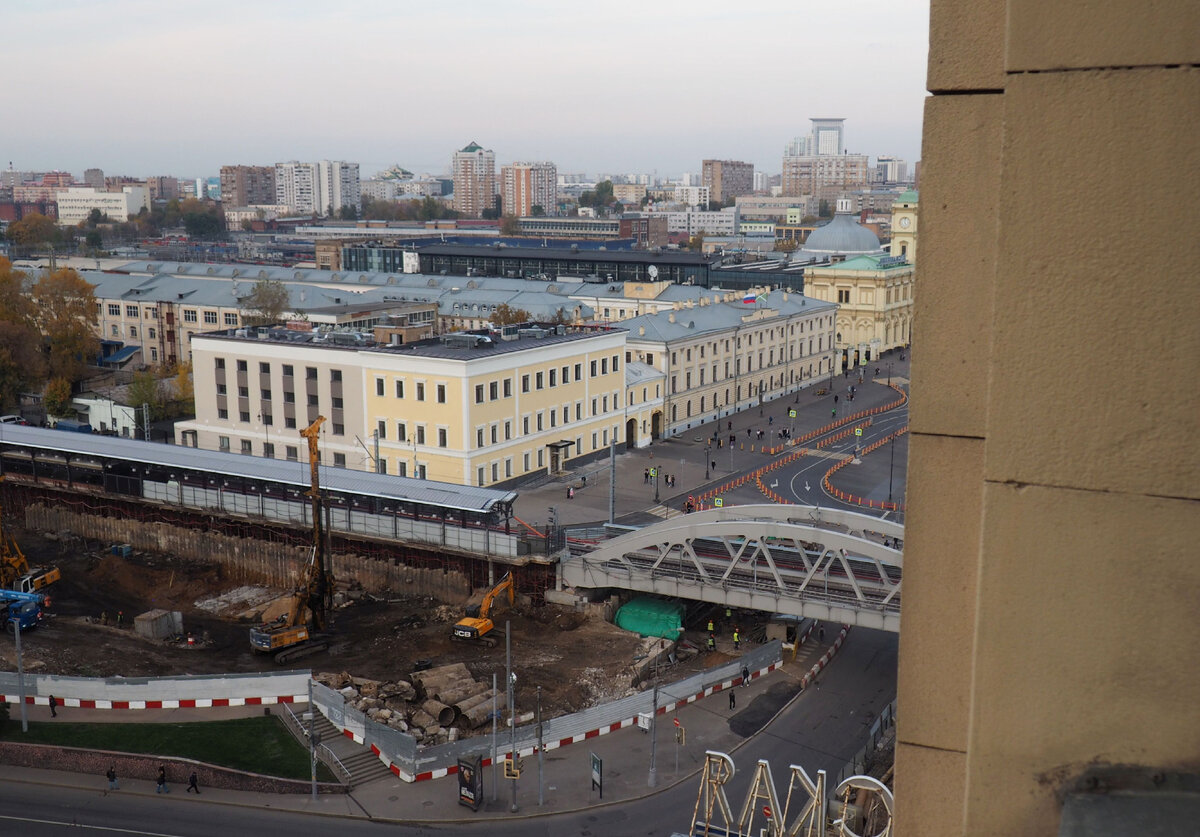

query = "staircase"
[283,704,396,787]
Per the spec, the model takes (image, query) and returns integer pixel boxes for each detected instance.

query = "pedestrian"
[707,619,714,633]
[106,766,119,792]
[567,486,574,499]
[187,771,200,794]
[742,666,750,687]
[157,765,169,793]
[769,415,774,426]
[48,694,57,718]
[733,628,740,650]
[117,611,123,627]
[707,633,715,651]
[729,434,735,446]
[746,428,751,438]
[819,626,825,642]
[727,420,732,431]
[832,408,837,418]
[729,690,736,710]
[711,460,716,473]
[643,468,649,484]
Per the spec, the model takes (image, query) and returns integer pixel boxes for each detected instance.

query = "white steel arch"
[562,506,903,631]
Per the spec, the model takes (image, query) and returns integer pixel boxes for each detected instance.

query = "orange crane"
[249,417,334,663]
[451,572,514,647]
[0,478,61,594]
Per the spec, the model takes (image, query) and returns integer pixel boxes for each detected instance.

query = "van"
[53,419,93,433]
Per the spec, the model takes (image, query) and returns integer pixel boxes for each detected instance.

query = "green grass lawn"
[0,716,335,781]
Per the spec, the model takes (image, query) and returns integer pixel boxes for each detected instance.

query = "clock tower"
[889,189,919,264]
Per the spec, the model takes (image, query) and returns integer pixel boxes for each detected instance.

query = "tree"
[0,260,46,408]
[182,210,224,239]
[499,215,521,236]
[85,230,103,250]
[686,232,706,252]
[491,303,532,326]
[774,238,798,253]
[43,377,73,417]
[172,361,194,407]
[530,205,546,217]
[240,279,291,326]
[818,199,831,218]
[338,204,359,221]
[126,370,166,420]
[33,268,99,383]
[6,213,59,246]
[86,208,104,228]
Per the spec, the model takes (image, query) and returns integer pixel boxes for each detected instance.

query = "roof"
[417,244,716,266]
[815,253,913,272]
[459,141,484,153]
[625,361,665,385]
[896,189,919,203]
[799,213,882,257]
[0,424,516,513]
[370,328,615,361]
[617,294,836,344]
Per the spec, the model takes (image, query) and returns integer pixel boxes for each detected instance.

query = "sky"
[3,0,930,180]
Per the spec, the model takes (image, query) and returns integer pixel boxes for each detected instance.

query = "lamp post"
[704,445,711,481]
[654,468,660,504]
[888,428,897,505]
[257,413,270,458]
[888,360,893,387]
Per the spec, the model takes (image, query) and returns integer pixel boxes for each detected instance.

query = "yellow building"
[803,253,914,368]
[888,188,918,263]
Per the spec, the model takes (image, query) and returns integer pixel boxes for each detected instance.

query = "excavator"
[249,417,334,664]
[452,571,513,648]
[0,478,61,594]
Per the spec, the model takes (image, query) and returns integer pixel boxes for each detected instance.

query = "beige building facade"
[804,254,914,367]
[888,189,918,263]
[896,3,1198,836]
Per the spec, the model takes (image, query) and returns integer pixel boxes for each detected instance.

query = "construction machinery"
[0,478,61,594]
[249,417,334,664]
[1,587,47,633]
[452,572,513,647]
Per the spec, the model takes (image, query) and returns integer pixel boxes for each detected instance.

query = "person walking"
[707,618,714,634]
[187,771,200,794]
[729,690,736,711]
[707,633,716,652]
[48,695,57,718]
[156,765,169,794]
[732,628,740,651]
[643,468,649,484]
[106,766,119,792]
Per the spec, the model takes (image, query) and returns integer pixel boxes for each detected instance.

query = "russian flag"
[743,292,757,304]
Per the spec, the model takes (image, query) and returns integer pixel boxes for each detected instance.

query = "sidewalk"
[513,354,911,530]
[0,631,840,823]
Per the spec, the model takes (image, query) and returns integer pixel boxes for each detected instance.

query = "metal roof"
[0,425,516,514]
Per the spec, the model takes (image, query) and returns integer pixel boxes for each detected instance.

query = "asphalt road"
[0,630,897,837]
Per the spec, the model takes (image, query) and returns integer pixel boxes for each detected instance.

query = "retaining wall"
[0,670,310,708]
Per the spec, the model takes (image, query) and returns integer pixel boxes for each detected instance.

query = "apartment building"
[501,161,556,218]
[701,160,754,204]
[55,186,148,225]
[452,142,496,217]
[176,325,628,487]
[274,161,360,216]
[220,165,277,207]
[781,154,869,197]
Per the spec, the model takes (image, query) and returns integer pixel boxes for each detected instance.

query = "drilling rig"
[0,478,61,594]
[249,416,334,663]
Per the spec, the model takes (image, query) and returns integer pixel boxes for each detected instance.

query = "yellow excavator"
[0,478,61,594]
[452,571,513,648]
[250,417,334,664]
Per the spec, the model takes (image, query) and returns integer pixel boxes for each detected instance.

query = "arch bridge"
[561,505,903,631]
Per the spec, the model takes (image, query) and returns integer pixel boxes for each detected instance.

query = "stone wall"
[25,505,470,604]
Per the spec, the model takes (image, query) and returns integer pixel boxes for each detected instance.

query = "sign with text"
[591,752,603,798]
[457,755,482,811]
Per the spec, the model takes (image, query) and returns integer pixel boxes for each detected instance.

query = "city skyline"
[3,0,930,178]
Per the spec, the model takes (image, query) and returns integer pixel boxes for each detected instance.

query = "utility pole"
[537,686,544,806]
[507,622,518,813]
[647,684,659,787]
[14,618,27,732]
[308,679,317,800]
[142,403,150,442]
[373,429,381,473]
[608,438,616,525]
[491,672,498,801]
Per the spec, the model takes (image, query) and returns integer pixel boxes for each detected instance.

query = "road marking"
[0,813,184,836]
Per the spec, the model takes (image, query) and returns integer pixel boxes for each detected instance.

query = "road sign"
[714,497,724,508]
[649,467,657,477]
[788,409,797,418]
[854,427,863,436]
[591,752,603,798]
[764,804,773,819]
[673,717,680,727]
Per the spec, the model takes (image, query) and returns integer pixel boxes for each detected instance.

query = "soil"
[0,526,719,720]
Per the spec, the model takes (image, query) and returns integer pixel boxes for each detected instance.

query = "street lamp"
[704,445,711,481]
[654,468,660,504]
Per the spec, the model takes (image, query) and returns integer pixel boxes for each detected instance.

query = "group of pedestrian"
[103,765,199,795]
[643,468,676,488]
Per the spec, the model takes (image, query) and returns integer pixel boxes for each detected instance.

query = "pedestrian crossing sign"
[649,467,657,477]
[788,409,797,418]
[715,497,724,508]
[854,427,863,436]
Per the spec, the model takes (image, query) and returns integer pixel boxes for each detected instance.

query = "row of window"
[216,358,342,383]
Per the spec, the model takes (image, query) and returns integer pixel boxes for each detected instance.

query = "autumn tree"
[126,370,166,419]
[32,268,99,384]
[43,377,73,417]
[499,215,521,236]
[6,213,59,247]
[172,361,194,407]
[240,279,291,326]
[0,259,46,408]
[491,303,532,326]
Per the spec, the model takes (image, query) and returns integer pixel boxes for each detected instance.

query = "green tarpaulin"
[614,597,685,639]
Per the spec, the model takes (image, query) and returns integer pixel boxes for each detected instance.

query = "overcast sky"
[4,0,930,180]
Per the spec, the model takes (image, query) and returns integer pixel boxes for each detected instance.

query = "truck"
[452,572,514,647]
[1,588,46,633]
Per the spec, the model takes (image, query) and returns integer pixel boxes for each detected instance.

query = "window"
[217,383,227,395]
[233,360,245,373]
[416,382,425,401]
[438,428,448,447]
[549,410,557,428]
[537,413,544,431]
[376,378,385,396]
[522,416,530,434]
[238,386,249,398]
[148,328,156,339]
[110,324,118,336]
[285,417,296,429]
[331,396,343,409]
[203,311,218,325]
[397,423,406,442]
[489,381,498,400]
[107,304,121,316]
[478,467,485,486]
[561,366,570,384]
[225,313,238,326]
[395,380,404,398]
[437,384,446,403]
[602,359,608,374]
[505,459,512,478]
[330,369,343,383]
[217,408,228,419]
[333,453,346,467]
[838,289,850,304]
[523,452,530,471]
[549,369,557,387]
[475,384,485,404]
[416,425,426,445]
[536,372,544,390]
[574,363,582,380]
[263,442,275,458]
[262,413,273,426]
[283,365,293,377]
[239,410,250,422]
[537,449,544,468]
[332,423,344,435]
[150,347,158,362]
[504,420,512,440]
[307,394,318,406]
[491,424,498,444]
[262,389,272,401]
[125,305,138,318]
[503,378,512,397]
[240,439,252,454]
[284,391,295,403]
[522,374,530,393]
[183,309,197,323]
[286,445,298,461]
[603,396,609,412]
[306,367,317,380]
[491,463,498,482]
[590,360,597,377]
[218,436,230,451]
[478,428,485,447]
[377,420,386,440]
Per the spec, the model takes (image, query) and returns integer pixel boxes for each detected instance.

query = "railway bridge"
[561,504,903,631]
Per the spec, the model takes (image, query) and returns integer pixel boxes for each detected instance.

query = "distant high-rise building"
[83,168,105,189]
[783,135,812,157]
[781,154,869,197]
[274,161,359,216]
[810,118,846,156]
[501,161,557,217]
[701,160,754,204]
[220,165,276,207]
[874,155,909,184]
[452,142,496,218]
[146,176,180,202]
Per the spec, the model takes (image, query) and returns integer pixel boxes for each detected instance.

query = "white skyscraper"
[275,161,360,216]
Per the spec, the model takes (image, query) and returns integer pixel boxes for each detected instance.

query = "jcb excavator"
[249,417,334,664]
[0,478,61,594]
[452,571,513,647]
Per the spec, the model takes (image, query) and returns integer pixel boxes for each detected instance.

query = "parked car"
[0,415,29,425]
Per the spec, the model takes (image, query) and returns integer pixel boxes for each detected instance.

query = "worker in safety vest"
[733,628,740,650]
[707,633,716,652]
[707,619,714,633]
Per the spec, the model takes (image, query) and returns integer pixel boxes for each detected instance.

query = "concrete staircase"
[286,705,396,787]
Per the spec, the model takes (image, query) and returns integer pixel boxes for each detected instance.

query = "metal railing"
[280,701,351,785]
[834,698,896,788]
